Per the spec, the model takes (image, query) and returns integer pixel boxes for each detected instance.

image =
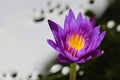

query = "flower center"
[68,34,85,51]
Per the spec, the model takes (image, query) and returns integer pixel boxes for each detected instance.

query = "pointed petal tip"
[48,19,50,22]
[98,31,106,41]
[47,39,54,45]
[102,51,104,54]
[69,8,73,12]
[91,49,103,58]
[101,31,106,38]
[78,11,82,16]
[47,39,58,49]
[48,19,52,24]
[47,19,59,32]
[103,31,106,35]
[90,16,96,26]
[77,59,86,64]
[68,9,75,18]
[77,12,83,20]
[47,39,51,43]
[48,19,55,26]
[94,25,100,30]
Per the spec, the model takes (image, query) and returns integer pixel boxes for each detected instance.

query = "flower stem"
[70,63,76,80]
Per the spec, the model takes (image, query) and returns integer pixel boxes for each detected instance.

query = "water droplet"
[11,72,17,78]
[28,74,32,79]
[40,10,44,14]
[61,66,70,75]
[34,17,45,22]
[59,11,64,15]
[107,20,115,29]
[56,4,61,9]
[47,1,51,6]
[3,73,6,77]
[65,5,69,10]
[89,0,94,4]
[49,8,54,13]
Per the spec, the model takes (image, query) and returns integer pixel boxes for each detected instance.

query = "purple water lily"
[47,9,106,64]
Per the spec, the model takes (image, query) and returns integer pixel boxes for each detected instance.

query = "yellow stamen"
[68,34,85,51]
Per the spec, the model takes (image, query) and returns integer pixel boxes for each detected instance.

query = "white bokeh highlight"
[116,24,120,32]
[79,71,84,76]
[50,64,62,73]
[107,20,115,29]
[61,66,70,75]
[76,65,80,71]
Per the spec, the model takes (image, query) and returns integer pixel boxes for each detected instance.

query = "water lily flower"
[47,9,106,64]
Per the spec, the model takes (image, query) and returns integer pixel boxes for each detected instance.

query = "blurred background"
[0,0,120,80]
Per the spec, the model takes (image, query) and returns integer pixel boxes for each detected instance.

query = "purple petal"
[69,19,77,32]
[47,39,58,49]
[100,31,106,40]
[64,9,75,25]
[85,55,92,60]
[90,49,104,58]
[77,49,103,64]
[64,15,68,26]
[58,26,65,41]
[92,25,100,35]
[58,54,73,63]
[79,49,102,62]
[90,26,100,48]
[48,19,60,32]
[51,30,64,49]
[90,16,96,27]
[52,30,60,45]
[77,59,86,64]
[89,25,100,41]
[96,31,106,47]
[86,26,101,53]
[64,51,78,62]
[48,20,65,48]
[76,49,85,58]
[64,22,69,33]
[47,39,64,54]
[79,18,92,33]
[76,12,83,26]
